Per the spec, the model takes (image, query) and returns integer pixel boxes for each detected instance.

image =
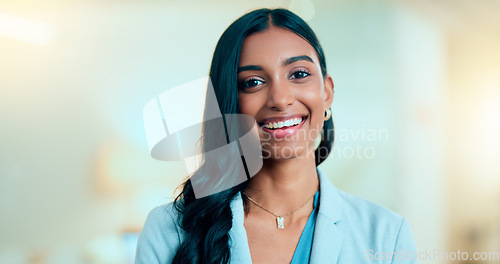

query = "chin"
[261,142,315,161]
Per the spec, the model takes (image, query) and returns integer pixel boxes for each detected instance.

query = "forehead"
[239,26,319,66]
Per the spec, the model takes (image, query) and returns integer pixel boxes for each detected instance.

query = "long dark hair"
[172,8,334,263]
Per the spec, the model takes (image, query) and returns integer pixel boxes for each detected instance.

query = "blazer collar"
[309,169,345,264]
[229,193,252,263]
[316,169,343,223]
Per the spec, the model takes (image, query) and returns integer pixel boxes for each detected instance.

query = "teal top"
[291,191,320,264]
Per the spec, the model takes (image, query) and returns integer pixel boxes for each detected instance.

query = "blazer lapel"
[229,193,253,264]
[310,170,344,264]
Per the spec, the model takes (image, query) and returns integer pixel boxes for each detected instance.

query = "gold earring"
[324,108,331,121]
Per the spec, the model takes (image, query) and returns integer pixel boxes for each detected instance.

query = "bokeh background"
[1,0,499,263]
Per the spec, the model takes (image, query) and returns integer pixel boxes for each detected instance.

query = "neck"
[244,153,319,217]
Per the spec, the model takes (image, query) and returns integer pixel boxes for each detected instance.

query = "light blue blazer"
[135,171,418,263]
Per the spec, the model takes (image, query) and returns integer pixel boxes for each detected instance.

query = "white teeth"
[263,117,304,129]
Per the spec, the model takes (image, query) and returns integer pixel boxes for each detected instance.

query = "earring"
[324,108,331,121]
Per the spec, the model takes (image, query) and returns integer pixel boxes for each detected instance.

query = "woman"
[136,8,417,264]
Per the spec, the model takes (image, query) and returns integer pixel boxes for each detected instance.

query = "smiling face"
[237,26,334,160]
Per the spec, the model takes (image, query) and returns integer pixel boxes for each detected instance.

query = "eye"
[239,78,265,90]
[289,70,310,79]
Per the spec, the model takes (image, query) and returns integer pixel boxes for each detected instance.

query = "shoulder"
[318,171,406,234]
[318,171,405,238]
[336,190,418,262]
[317,173,417,261]
[336,189,405,234]
[135,202,183,264]
[337,191,418,262]
[140,202,181,238]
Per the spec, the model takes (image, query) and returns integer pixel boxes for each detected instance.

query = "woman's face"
[237,26,334,160]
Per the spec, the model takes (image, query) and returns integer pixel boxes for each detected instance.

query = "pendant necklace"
[242,189,317,230]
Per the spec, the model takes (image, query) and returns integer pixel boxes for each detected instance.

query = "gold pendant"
[277,216,284,229]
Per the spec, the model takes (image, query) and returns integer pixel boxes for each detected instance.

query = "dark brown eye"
[240,78,264,89]
[290,70,310,79]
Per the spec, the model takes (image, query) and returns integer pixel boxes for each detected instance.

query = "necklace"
[242,189,318,230]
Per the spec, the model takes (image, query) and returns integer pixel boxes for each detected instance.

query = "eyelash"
[239,78,264,90]
[238,69,311,91]
[289,69,311,80]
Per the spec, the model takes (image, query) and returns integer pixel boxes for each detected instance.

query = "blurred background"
[1,0,499,263]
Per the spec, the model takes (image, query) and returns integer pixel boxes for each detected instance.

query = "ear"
[323,74,334,108]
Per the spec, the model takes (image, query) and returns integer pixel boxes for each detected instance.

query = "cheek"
[238,95,258,116]
[302,83,326,113]
[301,83,326,130]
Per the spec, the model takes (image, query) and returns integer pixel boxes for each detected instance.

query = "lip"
[258,114,307,126]
[260,114,308,139]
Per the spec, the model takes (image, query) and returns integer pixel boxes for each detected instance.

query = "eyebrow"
[237,65,262,73]
[237,55,314,73]
[283,55,314,66]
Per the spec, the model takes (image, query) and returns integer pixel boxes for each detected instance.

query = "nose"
[266,80,295,110]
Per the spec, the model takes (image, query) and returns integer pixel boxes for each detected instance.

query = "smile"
[262,117,303,130]
[259,115,307,138]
